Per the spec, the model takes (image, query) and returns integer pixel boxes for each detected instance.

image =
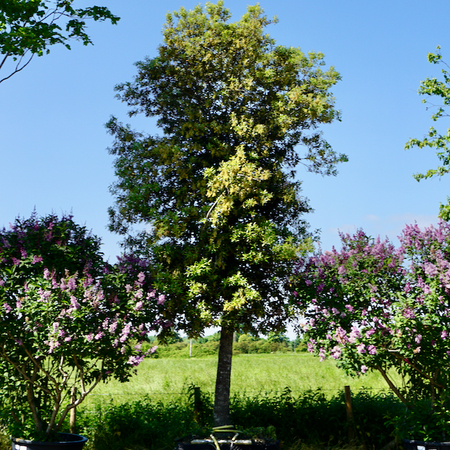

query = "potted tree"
[106,2,345,444]
[290,221,450,448]
[0,213,167,449]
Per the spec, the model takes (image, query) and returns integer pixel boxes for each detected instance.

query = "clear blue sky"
[1,0,449,262]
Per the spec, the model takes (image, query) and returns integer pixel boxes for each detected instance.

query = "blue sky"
[1,0,449,262]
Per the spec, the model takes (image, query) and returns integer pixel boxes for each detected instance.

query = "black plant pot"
[403,439,450,450]
[175,439,280,450]
[11,433,88,450]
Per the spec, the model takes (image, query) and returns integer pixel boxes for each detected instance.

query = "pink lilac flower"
[415,334,422,344]
[357,343,366,354]
[135,301,143,311]
[157,294,166,305]
[95,332,104,340]
[86,333,94,342]
[109,321,118,334]
[3,303,11,313]
[442,330,448,339]
[361,365,368,374]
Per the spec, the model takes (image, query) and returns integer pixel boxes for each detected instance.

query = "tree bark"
[214,326,234,427]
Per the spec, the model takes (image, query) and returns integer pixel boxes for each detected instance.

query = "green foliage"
[405,47,450,219]
[107,1,345,338]
[0,0,119,83]
[54,388,402,450]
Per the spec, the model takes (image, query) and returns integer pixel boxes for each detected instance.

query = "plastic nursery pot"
[11,433,88,450]
[403,439,450,450]
[174,439,280,450]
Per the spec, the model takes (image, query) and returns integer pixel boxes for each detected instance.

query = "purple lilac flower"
[3,303,11,313]
[70,296,80,310]
[109,321,118,333]
[120,324,131,343]
[127,355,145,367]
[32,255,43,264]
[319,347,326,362]
[415,334,422,344]
[367,345,377,355]
[403,307,415,319]
[330,345,342,360]
[67,277,77,290]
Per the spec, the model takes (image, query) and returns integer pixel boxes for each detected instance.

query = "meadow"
[85,352,402,406]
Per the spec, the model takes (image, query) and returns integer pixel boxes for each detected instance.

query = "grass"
[0,353,404,449]
[85,352,402,406]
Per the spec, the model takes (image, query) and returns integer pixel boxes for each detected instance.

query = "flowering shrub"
[0,213,167,440]
[291,222,450,405]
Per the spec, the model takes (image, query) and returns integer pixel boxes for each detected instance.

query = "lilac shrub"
[0,213,168,440]
[291,222,450,404]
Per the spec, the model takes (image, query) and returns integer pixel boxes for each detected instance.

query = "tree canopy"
[107,1,346,425]
[405,47,450,219]
[0,0,119,83]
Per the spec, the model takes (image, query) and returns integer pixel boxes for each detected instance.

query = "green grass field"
[85,352,402,406]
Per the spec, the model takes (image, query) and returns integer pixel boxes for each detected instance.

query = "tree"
[290,223,450,405]
[107,1,346,426]
[0,0,119,84]
[405,47,450,219]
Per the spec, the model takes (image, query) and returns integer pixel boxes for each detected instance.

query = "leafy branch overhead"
[405,47,450,219]
[0,0,119,83]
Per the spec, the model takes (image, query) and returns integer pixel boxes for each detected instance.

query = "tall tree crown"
[107,1,346,335]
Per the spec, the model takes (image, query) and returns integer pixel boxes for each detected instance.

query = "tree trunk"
[214,326,234,427]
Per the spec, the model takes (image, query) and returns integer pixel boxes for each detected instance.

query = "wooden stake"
[345,385,355,443]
